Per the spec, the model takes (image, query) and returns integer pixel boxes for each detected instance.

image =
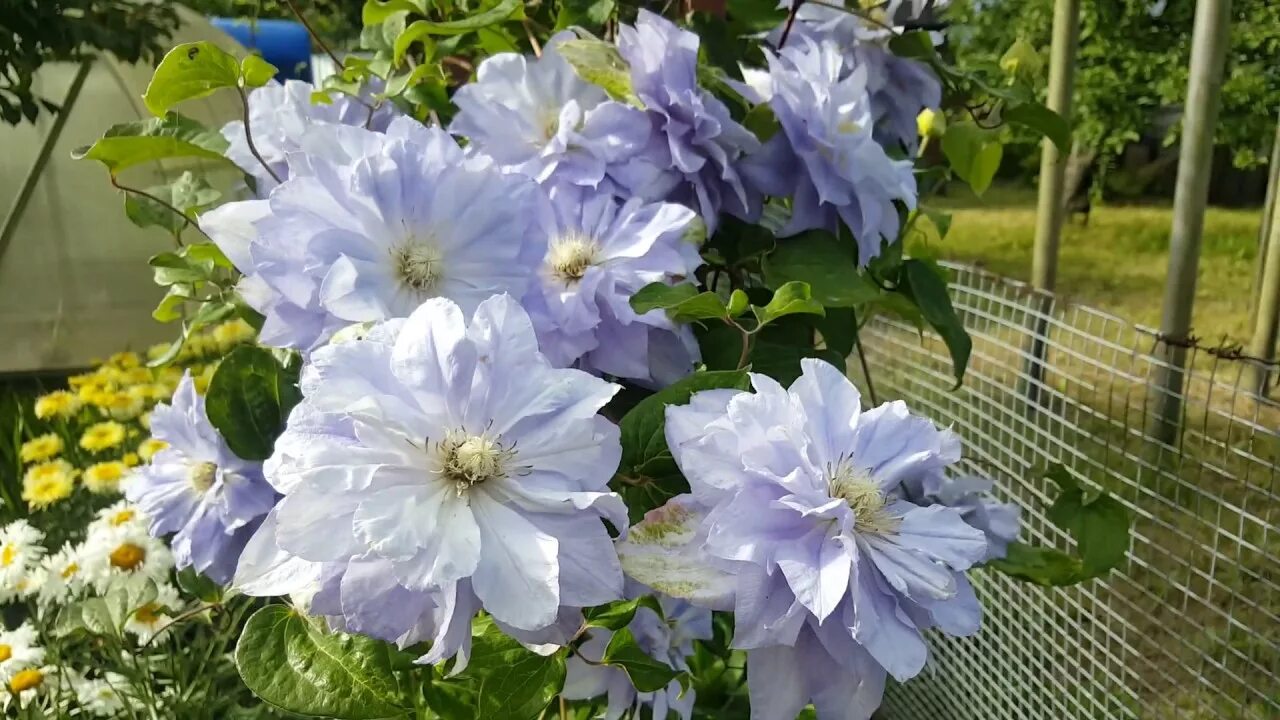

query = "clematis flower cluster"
[125,372,277,584]
[617,360,1012,720]
[223,79,399,194]
[234,295,629,667]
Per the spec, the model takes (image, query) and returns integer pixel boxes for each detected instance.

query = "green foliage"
[0,0,180,124]
[941,123,1004,196]
[556,39,645,107]
[948,0,1280,167]
[442,617,568,720]
[599,627,680,692]
[72,113,234,177]
[762,231,880,305]
[143,42,245,116]
[235,605,412,718]
[583,595,665,631]
[899,259,972,386]
[990,464,1132,586]
[205,346,302,460]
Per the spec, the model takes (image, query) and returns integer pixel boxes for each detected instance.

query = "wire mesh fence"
[853,263,1280,720]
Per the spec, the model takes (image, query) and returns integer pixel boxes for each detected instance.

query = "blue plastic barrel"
[209,17,313,82]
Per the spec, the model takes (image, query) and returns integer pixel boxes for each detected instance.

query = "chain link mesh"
[852,263,1279,720]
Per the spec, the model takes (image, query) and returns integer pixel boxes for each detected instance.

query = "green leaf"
[988,543,1085,587]
[600,627,680,693]
[630,283,729,323]
[888,31,936,59]
[205,346,302,460]
[900,259,971,386]
[618,370,751,481]
[125,171,221,233]
[941,123,1003,196]
[920,207,953,240]
[240,54,279,88]
[554,0,616,32]
[583,595,664,631]
[104,578,159,631]
[460,617,566,720]
[556,39,642,107]
[1044,465,1130,576]
[235,605,408,719]
[748,339,844,386]
[78,598,118,637]
[751,281,825,328]
[362,0,429,24]
[1003,101,1071,153]
[143,42,242,116]
[176,567,224,602]
[743,103,780,143]
[73,113,234,176]
[762,231,882,305]
[726,289,749,317]
[395,0,524,48]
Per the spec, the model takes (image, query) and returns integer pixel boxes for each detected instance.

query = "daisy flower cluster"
[16,319,256,513]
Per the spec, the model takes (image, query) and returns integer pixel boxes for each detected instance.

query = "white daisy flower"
[85,501,150,538]
[81,526,173,594]
[0,624,44,684]
[123,584,182,644]
[35,544,87,605]
[75,672,132,717]
[3,664,55,710]
[0,521,45,600]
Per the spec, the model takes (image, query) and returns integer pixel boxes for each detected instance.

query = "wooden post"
[1248,114,1280,333]
[1149,0,1234,444]
[1023,0,1081,408]
[1247,195,1280,395]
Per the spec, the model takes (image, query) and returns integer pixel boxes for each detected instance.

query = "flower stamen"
[827,458,899,536]
[547,232,600,283]
[188,461,217,493]
[436,430,520,495]
[393,240,444,292]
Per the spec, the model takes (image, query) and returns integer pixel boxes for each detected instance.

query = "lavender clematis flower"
[200,118,543,352]
[450,33,652,190]
[738,38,917,263]
[125,373,276,584]
[900,473,1021,560]
[612,10,761,233]
[617,359,990,720]
[526,185,702,386]
[222,79,399,195]
[773,4,943,151]
[234,294,629,666]
[562,589,712,720]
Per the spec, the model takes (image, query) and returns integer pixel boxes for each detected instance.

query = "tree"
[0,0,180,124]
[948,0,1280,179]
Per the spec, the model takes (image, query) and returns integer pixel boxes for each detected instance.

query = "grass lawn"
[909,185,1267,346]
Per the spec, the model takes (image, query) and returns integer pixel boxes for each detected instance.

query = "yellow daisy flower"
[213,318,256,350]
[106,351,141,369]
[18,435,62,464]
[83,461,129,494]
[122,453,140,467]
[137,438,168,462]
[101,391,144,421]
[139,412,152,431]
[22,461,75,509]
[80,422,126,452]
[33,391,81,420]
[193,364,217,394]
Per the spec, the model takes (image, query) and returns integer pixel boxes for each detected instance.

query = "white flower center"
[437,430,519,495]
[393,240,444,292]
[827,460,899,535]
[188,461,217,493]
[547,232,600,283]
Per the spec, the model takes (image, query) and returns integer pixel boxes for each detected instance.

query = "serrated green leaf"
[600,627,680,693]
[73,113,233,176]
[752,281,825,328]
[205,346,301,460]
[900,259,971,386]
[240,54,279,88]
[557,39,642,107]
[762,231,881,305]
[143,42,242,116]
[235,605,408,719]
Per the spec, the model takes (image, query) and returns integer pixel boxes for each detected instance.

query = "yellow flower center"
[547,232,599,283]
[1,545,15,568]
[109,543,146,571]
[393,240,444,292]
[110,509,136,527]
[60,562,79,579]
[189,461,218,493]
[134,603,162,625]
[827,461,900,536]
[0,644,11,662]
[9,668,42,693]
[438,431,517,495]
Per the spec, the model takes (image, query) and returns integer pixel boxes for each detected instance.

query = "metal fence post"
[1247,195,1280,395]
[1249,114,1280,336]
[1023,0,1081,408]
[1149,0,1233,445]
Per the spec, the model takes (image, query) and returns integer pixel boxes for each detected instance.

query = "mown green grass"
[909,185,1266,345]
